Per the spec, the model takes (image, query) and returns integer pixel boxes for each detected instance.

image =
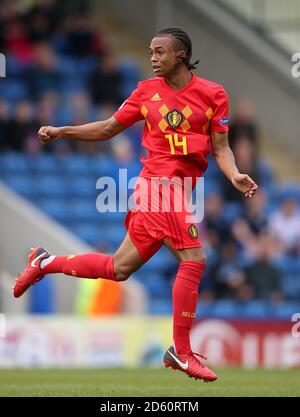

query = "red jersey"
[114,73,229,184]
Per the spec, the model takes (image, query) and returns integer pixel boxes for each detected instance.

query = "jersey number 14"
[165,134,187,155]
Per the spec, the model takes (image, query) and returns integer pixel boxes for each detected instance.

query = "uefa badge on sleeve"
[218,117,229,126]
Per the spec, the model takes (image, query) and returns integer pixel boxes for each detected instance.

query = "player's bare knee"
[178,248,207,265]
[184,251,207,265]
[194,250,207,265]
[116,271,131,282]
[113,263,132,282]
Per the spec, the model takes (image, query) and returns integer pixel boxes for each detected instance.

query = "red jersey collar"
[161,72,195,94]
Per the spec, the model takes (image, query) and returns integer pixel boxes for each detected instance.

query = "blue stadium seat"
[241,300,269,318]
[222,202,243,222]
[73,224,101,246]
[29,276,55,314]
[6,55,29,77]
[142,250,175,274]
[35,176,67,198]
[0,152,29,175]
[0,79,28,102]
[197,303,216,318]
[58,56,88,93]
[98,211,126,225]
[68,199,99,222]
[38,199,69,223]
[53,107,73,125]
[5,175,34,198]
[103,224,126,248]
[205,157,221,179]
[58,56,95,85]
[92,157,122,180]
[272,256,290,274]
[58,56,78,77]
[269,184,300,206]
[149,299,173,315]
[67,176,97,198]
[32,154,59,175]
[211,300,238,318]
[124,161,143,180]
[119,60,140,99]
[204,179,222,196]
[273,257,300,278]
[60,155,91,176]
[63,79,88,93]
[143,273,171,298]
[258,161,274,188]
[281,275,300,300]
[271,302,300,319]
[286,258,300,275]
[75,57,97,78]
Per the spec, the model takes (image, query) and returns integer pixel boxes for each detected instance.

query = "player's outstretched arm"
[38,116,126,145]
[211,131,258,198]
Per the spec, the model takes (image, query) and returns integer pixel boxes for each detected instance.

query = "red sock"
[41,253,116,280]
[172,260,205,354]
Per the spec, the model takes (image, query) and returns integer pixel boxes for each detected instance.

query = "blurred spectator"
[243,234,283,303]
[268,197,300,255]
[229,99,258,150]
[231,217,257,259]
[24,133,42,156]
[25,42,61,101]
[200,228,221,302]
[243,189,268,235]
[127,122,144,157]
[0,99,9,152]
[111,133,135,164]
[89,54,122,106]
[6,100,38,151]
[222,137,260,202]
[37,91,59,126]
[234,137,259,176]
[51,140,74,158]
[66,14,107,57]
[91,104,116,155]
[212,239,248,300]
[204,192,230,242]
[67,91,95,154]
[25,6,53,43]
[68,90,91,123]
[3,18,33,64]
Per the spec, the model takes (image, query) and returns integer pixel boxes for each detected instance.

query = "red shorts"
[124,208,201,262]
[125,210,201,261]
[124,176,202,261]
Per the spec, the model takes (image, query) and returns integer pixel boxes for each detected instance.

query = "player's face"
[150,36,183,77]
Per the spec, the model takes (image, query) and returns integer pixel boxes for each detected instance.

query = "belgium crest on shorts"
[167,109,183,128]
[188,224,198,239]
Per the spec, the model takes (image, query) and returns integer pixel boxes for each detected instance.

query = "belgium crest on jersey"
[188,224,198,239]
[167,109,183,128]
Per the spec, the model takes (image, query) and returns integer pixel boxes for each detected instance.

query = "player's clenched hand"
[38,126,62,144]
[231,173,258,198]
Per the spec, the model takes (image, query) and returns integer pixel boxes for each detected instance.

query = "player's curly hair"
[156,27,199,70]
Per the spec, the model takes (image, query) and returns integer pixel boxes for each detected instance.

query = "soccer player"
[13,28,257,381]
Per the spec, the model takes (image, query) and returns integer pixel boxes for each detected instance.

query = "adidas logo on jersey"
[151,93,161,101]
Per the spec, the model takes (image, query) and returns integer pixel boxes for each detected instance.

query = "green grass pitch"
[0,368,299,397]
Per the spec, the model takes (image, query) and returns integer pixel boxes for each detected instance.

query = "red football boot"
[13,247,50,298]
[163,346,217,382]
